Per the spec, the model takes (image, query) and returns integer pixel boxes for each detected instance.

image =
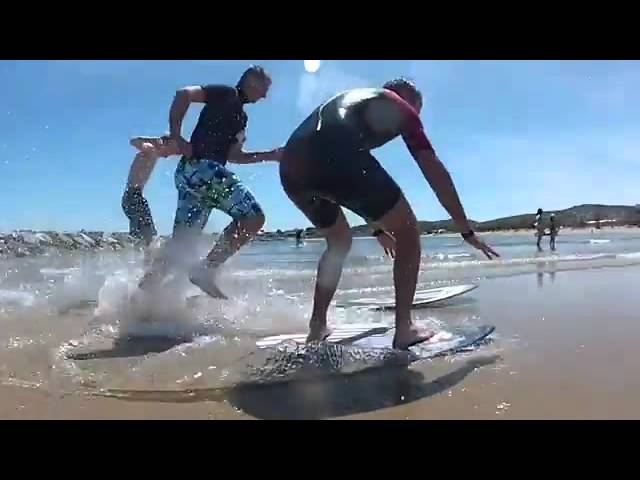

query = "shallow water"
[1,230,640,418]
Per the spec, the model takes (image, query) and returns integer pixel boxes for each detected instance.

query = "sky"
[0,60,639,234]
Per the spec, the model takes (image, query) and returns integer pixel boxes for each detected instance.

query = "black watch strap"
[372,229,385,237]
[461,229,475,239]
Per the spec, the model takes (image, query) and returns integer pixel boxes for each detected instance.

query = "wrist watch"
[372,229,385,237]
[461,229,475,239]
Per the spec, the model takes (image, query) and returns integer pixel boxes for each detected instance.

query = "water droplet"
[496,401,511,413]
[193,371,203,379]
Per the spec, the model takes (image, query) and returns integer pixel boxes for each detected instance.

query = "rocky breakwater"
[0,230,139,258]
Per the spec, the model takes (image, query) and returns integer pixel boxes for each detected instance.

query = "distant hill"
[303,204,640,237]
[475,204,640,232]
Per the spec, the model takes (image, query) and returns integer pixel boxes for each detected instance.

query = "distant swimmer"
[534,208,545,252]
[139,65,282,299]
[295,228,304,246]
[279,78,499,350]
[549,213,558,251]
[123,134,178,246]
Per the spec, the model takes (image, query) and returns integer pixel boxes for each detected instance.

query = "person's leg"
[189,163,265,299]
[280,147,348,342]
[138,162,209,290]
[122,187,157,246]
[188,214,264,300]
[373,195,433,349]
[307,208,352,342]
[203,214,265,267]
[338,152,432,350]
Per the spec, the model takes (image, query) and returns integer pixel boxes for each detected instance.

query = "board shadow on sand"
[226,354,501,419]
[94,354,500,419]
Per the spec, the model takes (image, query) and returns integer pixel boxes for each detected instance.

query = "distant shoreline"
[2,225,639,259]
[421,225,640,238]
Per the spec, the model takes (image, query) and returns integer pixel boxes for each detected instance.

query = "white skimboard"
[256,323,496,362]
[354,324,495,361]
[337,284,477,311]
[256,323,390,349]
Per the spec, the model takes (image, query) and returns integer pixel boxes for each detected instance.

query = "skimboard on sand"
[256,322,495,362]
[337,284,477,311]
[256,324,390,349]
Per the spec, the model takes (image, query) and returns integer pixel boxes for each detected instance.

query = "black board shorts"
[280,131,402,230]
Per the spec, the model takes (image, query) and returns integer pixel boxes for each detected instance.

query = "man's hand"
[130,137,160,154]
[270,147,285,162]
[139,142,155,153]
[375,230,396,258]
[463,233,500,260]
[173,136,192,158]
[228,145,285,164]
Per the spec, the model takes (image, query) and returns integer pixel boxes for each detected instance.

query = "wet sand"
[1,264,640,419]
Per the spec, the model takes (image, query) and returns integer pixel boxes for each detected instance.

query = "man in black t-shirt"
[140,66,282,298]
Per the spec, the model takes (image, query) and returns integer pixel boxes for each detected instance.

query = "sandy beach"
[1,229,640,419]
[5,59,640,421]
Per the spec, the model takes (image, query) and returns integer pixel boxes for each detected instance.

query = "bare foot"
[306,324,333,344]
[393,326,435,350]
[189,266,228,300]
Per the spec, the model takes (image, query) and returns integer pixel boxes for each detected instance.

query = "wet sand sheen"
[2,264,640,419]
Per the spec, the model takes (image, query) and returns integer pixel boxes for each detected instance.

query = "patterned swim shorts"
[173,157,263,233]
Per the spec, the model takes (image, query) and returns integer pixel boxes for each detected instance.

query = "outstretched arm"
[227,144,283,164]
[411,146,499,259]
[126,151,159,190]
[413,149,472,234]
[394,96,499,259]
[130,136,161,152]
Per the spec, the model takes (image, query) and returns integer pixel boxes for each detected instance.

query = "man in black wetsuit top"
[280,78,500,350]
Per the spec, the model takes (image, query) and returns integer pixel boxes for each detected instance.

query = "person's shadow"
[226,354,500,419]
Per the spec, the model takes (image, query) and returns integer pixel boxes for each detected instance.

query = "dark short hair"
[237,65,270,88]
[383,77,422,104]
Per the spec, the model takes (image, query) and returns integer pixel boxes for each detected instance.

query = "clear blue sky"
[1,60,638,234]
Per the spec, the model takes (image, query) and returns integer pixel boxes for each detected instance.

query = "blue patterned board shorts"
[173,157,263,233]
